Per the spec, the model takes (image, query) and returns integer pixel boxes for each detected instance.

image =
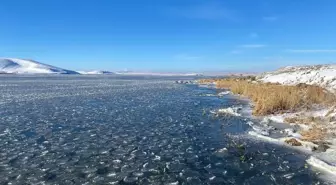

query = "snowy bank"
[247,108,336,178]
[200,64,336,178]
[259,64,336,91]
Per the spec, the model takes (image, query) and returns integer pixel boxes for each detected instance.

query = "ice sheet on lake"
[0,76,328,184]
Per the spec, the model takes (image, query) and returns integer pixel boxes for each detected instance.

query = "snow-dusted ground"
[259,64,336,91]
[199,64,336,182]
[207,86,336,181]
[253,64,336,178]
[0,58,78,74]
[249,108,336,180]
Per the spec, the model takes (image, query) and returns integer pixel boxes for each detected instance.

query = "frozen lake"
[0,75,328,184]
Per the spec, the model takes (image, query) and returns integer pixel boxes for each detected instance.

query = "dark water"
[0,76,327,184]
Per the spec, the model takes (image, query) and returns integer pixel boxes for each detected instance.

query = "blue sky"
[1,0,336,72]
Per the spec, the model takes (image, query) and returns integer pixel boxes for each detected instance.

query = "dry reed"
[200,78,336,116]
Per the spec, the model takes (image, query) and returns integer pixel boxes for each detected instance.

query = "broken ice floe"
[215,106,243,116]
[217,91,232,96]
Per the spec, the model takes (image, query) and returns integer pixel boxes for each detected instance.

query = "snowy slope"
[259,64,336,91]
[0,58,78,74]
[76,70,115,75]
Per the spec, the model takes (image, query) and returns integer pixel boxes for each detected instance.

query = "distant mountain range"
[0,58,202,76]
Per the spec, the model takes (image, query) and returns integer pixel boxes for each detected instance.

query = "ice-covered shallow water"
[0,75,330,184]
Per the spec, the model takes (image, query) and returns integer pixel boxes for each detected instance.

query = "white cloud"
[263,16,278,21]
[240,44,266,48]
[286,49,336,53]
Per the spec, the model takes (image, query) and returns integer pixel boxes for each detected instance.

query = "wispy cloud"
[240,44,266,48]
[286,49,336,53]
[263,16,278,22]
[168,3,237,21]
[174,54,201,60]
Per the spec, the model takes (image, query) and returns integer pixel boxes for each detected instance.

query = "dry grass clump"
[300,126,327,142]
[201,78,336,116]
[284,116,323,125]
[199,79,217,84]
[326,106,336,117]
[285,116,328,141]
[285,138,302,146]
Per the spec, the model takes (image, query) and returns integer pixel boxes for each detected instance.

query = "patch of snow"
[307,156,336,176]
[248,131,318,152]
[247,121,270,136]
[313,108,331,117]
[217,106,243,116]
[284,128,302,139]
[265,115,286,123]
[246,107,336,178]
[248,131,281,143]
[297,124,311,130]
[217,91,232,96]
[259,64,336,91]
[0,58,78,74]
[315,148,336,167]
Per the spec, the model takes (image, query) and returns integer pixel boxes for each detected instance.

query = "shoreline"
[199,81,336,180]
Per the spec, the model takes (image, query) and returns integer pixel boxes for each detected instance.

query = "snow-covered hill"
[76,70,115,75]
[258,64,336,91]
[0,58,78,74]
